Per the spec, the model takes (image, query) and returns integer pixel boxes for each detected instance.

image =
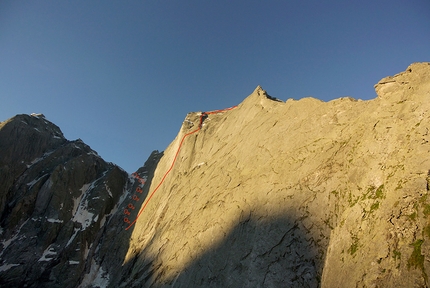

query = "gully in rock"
[123,172,146,226]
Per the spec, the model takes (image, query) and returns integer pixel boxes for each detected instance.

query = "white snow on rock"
[105,183,112,198]
[72,178,103,229]
[31,217,63,224]
[128,174,136,185]
[66,228,80,247]
[79,259,110,288]
[72,199,95,230]
[72,184,88,215]
[0,220,28,257]
[0,234,19,257]
[0,263,20,272]
[47,218,63,223]
[0,231,19,257]
[27,174,48,189]
[27,151,54,168]
[87,151,99,157]
[38,246,56,262]
[69,260,80,265]
[30,113,45,118]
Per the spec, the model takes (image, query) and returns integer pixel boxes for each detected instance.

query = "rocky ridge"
[0,62,430,287]
[0,114,163,287]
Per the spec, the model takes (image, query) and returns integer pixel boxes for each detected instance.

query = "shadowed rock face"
[0,114,162,287]
[1,62,430,287]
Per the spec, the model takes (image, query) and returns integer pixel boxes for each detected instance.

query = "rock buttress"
[123,63,430,287]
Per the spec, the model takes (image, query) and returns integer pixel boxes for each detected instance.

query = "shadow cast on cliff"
[170,214,321,287]
[84,151,164,287]
[123,212,322,288]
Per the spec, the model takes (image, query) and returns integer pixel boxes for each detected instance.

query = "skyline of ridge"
[1,1,429,172]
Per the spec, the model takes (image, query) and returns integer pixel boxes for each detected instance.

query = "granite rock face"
[1,62,430,287]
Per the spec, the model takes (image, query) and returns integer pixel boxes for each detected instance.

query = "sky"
[1,1,429,173]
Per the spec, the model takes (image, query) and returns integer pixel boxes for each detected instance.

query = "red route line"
[125,105,237,230]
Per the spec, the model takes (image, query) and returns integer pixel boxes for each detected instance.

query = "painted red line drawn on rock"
[124,105,237,230]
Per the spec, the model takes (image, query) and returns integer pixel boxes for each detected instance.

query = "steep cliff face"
[1,62,430,287]
[121,62,430,287]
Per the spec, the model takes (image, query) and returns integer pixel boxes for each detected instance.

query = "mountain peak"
[30,113,46,118]
[253,85,265,94]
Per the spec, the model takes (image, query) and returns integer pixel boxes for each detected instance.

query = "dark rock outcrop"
[0,114,162,287]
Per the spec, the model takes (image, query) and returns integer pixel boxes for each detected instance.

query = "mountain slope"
[0,62,430,287]
[0,114,164,287]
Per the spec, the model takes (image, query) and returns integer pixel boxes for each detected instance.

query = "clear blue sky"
[1,1,429,173]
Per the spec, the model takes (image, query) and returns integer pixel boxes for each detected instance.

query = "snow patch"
[79,259,110,288]
[72,199,95,229]
[66,228,80,247]
[38,246,56,262]
[27,151,54,168]
[47,218,63,223]
[72,173,109,230]
[0,235,17,257]
[27,174,48,189]
[87,151,99,157]
[99,215,107,228]
[0,263,20,272]
[105,183,113,198]
[128,174,136,185]
[97,182,128,229]
[72,184,89,215]
[69,260,80,265]
[0,220,28,257]
[34,216,65,224]
[30,113,45,118]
